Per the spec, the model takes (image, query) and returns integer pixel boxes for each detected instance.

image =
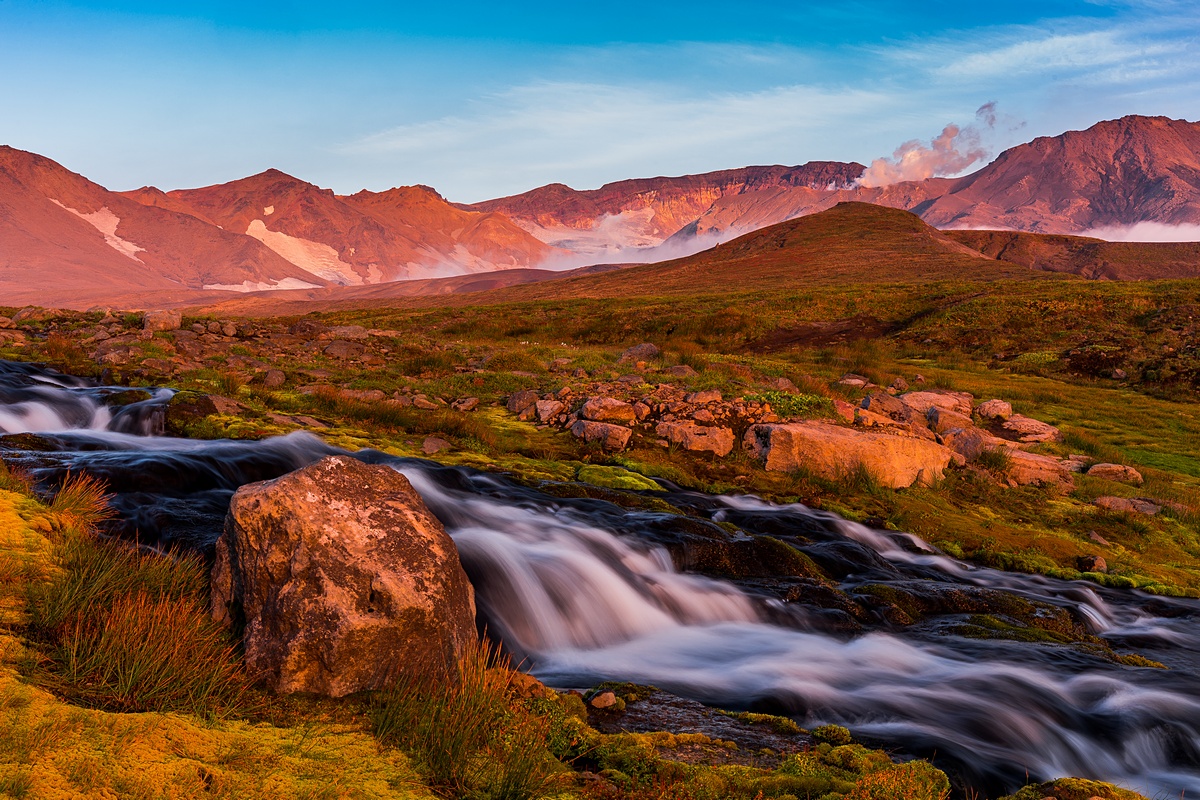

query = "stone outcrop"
[899,391,973,417]
[581,396,636,423]
[743,422,954,488]
[1093,496,1161,515]
[211,455,476,697]
[1000,414,1064,443]
[655,421,735,457]
[974,399,1013,421]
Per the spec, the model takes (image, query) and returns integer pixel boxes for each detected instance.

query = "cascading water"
[2,360,1198,797]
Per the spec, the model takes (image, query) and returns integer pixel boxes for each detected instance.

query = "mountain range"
[2,114,1200,308]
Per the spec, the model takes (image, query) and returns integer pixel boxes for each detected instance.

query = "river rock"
[655,421,735,457]
[581,396,636,423]
[211,455,476,697]
[570,420,632,451]
[1000,414,1064,444]
[1077,555,1108,573]
[975,399,1013,421]
[143,309,182,332]
[1086,463,1144,485]
[743,422,954,488]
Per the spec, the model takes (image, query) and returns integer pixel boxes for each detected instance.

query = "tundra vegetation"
[1,267,1195,799]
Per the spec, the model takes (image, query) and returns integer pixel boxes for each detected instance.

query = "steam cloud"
[856,102,997,188]
[1084,221,1200,243]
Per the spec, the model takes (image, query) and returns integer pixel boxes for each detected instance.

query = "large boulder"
[1086,463,1144,485]
[1004,450,1075,489]
[211,455,476,697]
[655,421,735,457]
[743,422,954,488]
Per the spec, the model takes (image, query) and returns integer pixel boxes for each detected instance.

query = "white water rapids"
[1,360,1197,797]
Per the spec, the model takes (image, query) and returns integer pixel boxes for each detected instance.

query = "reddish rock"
[211,456,476,697]
[1005,450,1075,489]
[656,421,735,457]
[570,420,632,451]
[581,396,636,423]
[900,390,974,417]
[1086,463,1144,485]
[743,422,954,488]
[1000,414,1064,443]
[975,399,1013,421]
[1094,496,1161,515]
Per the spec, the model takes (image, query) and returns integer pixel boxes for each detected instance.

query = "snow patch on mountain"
[50,200,146,262]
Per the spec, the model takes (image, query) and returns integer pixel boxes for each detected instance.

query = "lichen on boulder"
[211,455,476,697]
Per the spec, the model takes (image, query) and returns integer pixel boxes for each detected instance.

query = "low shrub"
[371,638,563,799]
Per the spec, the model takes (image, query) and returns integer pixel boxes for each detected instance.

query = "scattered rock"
[289,319,327,337]
[975,399,1013,421]
[1086,463,1144,485]
[832,399,857,423]
[1087,530,1111,546]
[263,369,286,389]
[535,399,565,423]
[1093,496,1161,515]
[339,388,386,402]
[328,325,368,340]
[211,456,476,696]
[422,436,452,455]
[412,394,439,411]
[506,390,539,417]
[452,397,480,413]
[1112,368,1128,380]
[581,396,636,424]
[1077,555,1108,573]
[1000,414,1064,444]
[685,389,722,405]
[1062,454,1092,473]
[665,364,699,378]
[323,340,366,360]
[1005,450,1075,489]
[860,392,912,422]
[743,422,954,488]
[940,427,998,461]
[890,377,909,392]
[0,316,13,329]
[143,309,182,332]
[655,421,735,457]
[619,342,660,364]
[770,377,799,392]
[570,420,632,451]
[836,373,870,388]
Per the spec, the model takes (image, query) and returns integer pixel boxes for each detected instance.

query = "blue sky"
[1,1,1197,201]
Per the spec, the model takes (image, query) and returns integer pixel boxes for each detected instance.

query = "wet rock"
[743,422,954,488]
[1086,463,1144,485]
[164,391,220,436]
[975,399,1013,421]
[590,691,619,709]
[581,396,636,424]
[570,420,632,451]
[143,309,182,332]
[1077,555,1108,573]
[655,421,735,457]
[211,455,476,697]
[323,340,366,360]
[1093,496,1161,515]
[619,342,660,364]
[1000,414,1064,444]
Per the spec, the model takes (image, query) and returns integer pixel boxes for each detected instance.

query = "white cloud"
[1086,221,1200,242]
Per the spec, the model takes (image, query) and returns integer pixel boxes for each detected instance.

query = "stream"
[1,360,1197,797]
